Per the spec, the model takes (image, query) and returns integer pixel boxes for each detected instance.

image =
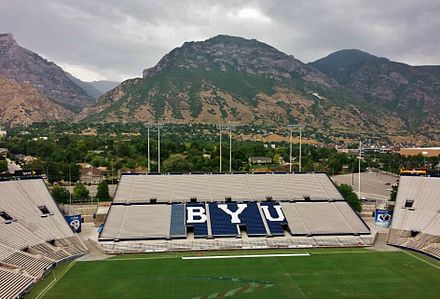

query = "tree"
[73,183,89,202]
[337,184,362,212]
[0,159,7,173]
[390,184,398,201]
[51,185,70,204]
[163,154,193,173]
[96,181,111,201]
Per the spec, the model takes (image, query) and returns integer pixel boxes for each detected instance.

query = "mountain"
[66,73,119,99]
[0,33,94,114]
[82,35,402,135]
[310,49,440,130]
[0,76,73,127]
[88,80,120,96]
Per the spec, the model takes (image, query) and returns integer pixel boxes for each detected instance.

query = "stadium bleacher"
[388,176,440,259]
[113,173,344,203]
[0,179,87,299]
[99,173,373,253]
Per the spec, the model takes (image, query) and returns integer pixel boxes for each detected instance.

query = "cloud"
[0,0,439,81]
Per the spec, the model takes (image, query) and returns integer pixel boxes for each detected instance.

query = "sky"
[1,0,439,82]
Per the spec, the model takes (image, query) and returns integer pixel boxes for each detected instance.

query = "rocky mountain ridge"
[0,33,94,114]
[85,35,402,137]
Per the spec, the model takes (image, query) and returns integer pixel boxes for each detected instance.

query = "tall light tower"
[220,123,235,173]
[145,124,153,174]
[358,140,362,198]
[157,123,163,173]
[299,125,303,172]
[287,124,294,173]
[288,124,304,172]
[229,124,233,173]
[216,124,224,172]
[69,164,72,215]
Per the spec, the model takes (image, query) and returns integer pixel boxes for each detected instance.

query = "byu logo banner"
[375,209,392,228]
[65,214,82,233]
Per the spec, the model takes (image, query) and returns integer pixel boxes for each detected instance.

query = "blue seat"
[209,203,239,237]
[259,202,288,236]
[186,203,208,238]
[239,202,267,236]
[170,204,186,238]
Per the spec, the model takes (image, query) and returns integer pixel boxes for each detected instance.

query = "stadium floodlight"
[69,164,72,215]
[216,124,225,172]
[144,123,153,174]
[227,124,236,173]
[287,125,294,173]
[157,123,164,173]
[358,140,362,198]
[288,124,304,173]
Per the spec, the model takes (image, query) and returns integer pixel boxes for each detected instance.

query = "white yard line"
[402,250,440,271]
[182,253,310,260]
[37,261,76,299]
[105,256,179,262]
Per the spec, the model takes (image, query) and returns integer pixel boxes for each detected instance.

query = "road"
[331,171,398,201]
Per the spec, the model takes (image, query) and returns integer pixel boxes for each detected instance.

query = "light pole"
[229,125,232,173]
[145,124,152,173]
[216,124,224,172]
[288,124,304,172]
[287,124,294,173]
[157,123,163,173]
[358,140,362,198]
[219,124,235,173]
[69,164,72,215]
[299,126,303,172]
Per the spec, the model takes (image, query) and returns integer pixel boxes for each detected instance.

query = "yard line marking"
[182,253,310,260]
[105,256,179,262]
[402,250,440,271]
[308,250,376,255]
[37,261,76,299]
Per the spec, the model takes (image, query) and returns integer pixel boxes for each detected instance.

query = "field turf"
[27,248,440,299]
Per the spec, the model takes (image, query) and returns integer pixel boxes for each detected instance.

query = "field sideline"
[27,248,440,299]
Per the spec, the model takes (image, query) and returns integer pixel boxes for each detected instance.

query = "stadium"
[0,173,439,298]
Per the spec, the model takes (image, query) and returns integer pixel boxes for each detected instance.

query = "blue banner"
[65,214,82,233]
[375,209,392,228]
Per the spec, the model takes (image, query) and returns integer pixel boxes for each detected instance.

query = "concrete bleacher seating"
[0,267,34,299]
[113,173,343,203]
[0,179,87,298]
[100,204,172,240]
[100,234,373,254]
[99,173,373,254]
[388,176,440,259]
[280,201,370,235]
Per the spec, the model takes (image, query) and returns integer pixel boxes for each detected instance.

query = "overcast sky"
[1,0,439,82]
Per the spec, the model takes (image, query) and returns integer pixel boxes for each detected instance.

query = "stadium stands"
[113,173,343,203]
[388,176,440,259]
[281,201,370,235]
[0,179,87,299]
[100,173,372,253]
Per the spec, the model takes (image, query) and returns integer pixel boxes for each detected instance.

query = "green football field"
[27,248,440,299]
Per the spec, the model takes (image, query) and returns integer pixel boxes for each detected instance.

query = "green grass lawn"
[27,248,440,299]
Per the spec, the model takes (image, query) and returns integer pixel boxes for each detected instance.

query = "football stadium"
[1,173,440,298]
